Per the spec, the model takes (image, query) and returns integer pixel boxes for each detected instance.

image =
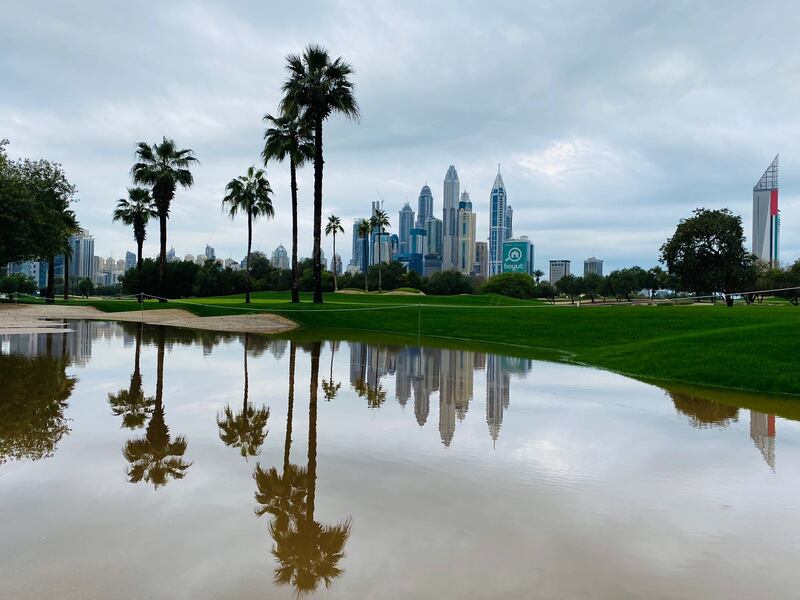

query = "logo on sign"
[507,248,522,262]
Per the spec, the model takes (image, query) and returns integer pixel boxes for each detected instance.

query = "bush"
[119,258,200,298]
[424,271,474,295]
[480,272,536,299]
[0,273,37,295]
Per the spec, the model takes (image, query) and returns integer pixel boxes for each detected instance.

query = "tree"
[113,187,156,274]
[537,282,557,303]
[108,324,154,429]
[60,210,81,302]
[223,166,274,303]
[281,45,360,304]
[131,137,198,303]
[357,219,371,292]
[263,112,314,304]
[660,208,754,307]
[76,277,93,298]
[123,328,192,488]
[325,215,344,292]
[369,209,390,292]
[424,271,474,295]
[555,274,579,302]
[532,269,544,284]
[217,333,270,458]
[481,272,537,299]
[582,272,603,302]
[322,340,341,401]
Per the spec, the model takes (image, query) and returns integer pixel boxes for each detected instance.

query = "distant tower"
[442,166,460,271]
[398,202,415,254]
[457,191,476,275]
[752,155,780,266]
[584,257,603,277]
[416,185,433,228]
[489,165,509,275]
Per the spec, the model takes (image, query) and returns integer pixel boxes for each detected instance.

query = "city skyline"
[2,3,797,274]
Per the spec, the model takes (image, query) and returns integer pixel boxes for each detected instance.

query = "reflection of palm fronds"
[217,405,270,458]
[254,463,308,524]
[123,407,191,488]
[108,372,154,429]
[321,379,341,401]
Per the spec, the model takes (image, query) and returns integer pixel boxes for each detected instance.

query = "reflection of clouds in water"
[511,438,572,477]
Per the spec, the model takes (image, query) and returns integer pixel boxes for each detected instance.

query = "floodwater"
[1,321,799,600]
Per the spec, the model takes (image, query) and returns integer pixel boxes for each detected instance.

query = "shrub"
[480,272,536,299]
[424,271,474,295]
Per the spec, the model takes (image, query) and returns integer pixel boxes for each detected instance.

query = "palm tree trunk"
[243,333,249,413]
[363,237,368,292]
[312,119,324,304]
[136,236,144,272]
[332,232,338,292]
[158,212,167,303]
[134,324,142,377]
[46,257,55,304]
[63,253,70,301]
[284,341,296,474]
[155,327,165,414]
[245,213,252,303]
[290,160,300,304]
[307,341,321,521]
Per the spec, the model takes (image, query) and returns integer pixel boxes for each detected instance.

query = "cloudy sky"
[3,1,799,271]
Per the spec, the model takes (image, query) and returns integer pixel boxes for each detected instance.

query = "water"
[1,321,799,599]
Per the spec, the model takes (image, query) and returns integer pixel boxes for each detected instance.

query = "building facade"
[489,166,510,275]
[473,241,489,280]
[68,233,95,281]
[549,259,570,283]
[502,237,534,274]
[456,191,476,275]
[752,154,780,266]
[398,203,415,254]
[416,184,433,228]
[442,165,460,271]
[425,215,443,257]
[584,257,603,276]
[271,244,289,270]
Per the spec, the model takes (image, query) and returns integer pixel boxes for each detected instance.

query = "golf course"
[14,291,800,397]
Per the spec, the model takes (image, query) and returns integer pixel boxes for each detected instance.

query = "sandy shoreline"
[0,303,297,335]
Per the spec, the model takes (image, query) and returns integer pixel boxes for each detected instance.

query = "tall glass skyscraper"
[457,191,476,275]
[442,165,459,271]
[489,166,510,275]
[398,202,415,254]
[753,154,780,266]
[416,184,433,228]
[68,233,95,281]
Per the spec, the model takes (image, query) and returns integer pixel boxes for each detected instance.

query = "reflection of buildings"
[1,320,121,366]
[348,342,532,446]
[750,411,776,470]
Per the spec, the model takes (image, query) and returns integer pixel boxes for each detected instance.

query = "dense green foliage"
[0,273,38,294]
[480,273,538,299]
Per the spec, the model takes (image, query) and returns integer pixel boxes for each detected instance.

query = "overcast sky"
[3,1,799,271]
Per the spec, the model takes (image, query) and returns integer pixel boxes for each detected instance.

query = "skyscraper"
[424,215,443,257]
[398,203,415,254]
[442,165,460,271]
[549,259,570,283]
[752,154,780,266]
[474,241,489,279]
[68,233,95,281]
[271,244,289,270]
[489,165,509,275]
[416,184,433,228]
[584,257,603,276]
[124,251,136,272]
[456,191,476,275]
[204,244,215,260]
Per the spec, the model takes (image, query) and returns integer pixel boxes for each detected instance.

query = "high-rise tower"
[753,155,780,267]
[457,191,476,275]
[442,165,460,271]
[416,185,433,228]
[398,202,415,254]
[489,165,509,276]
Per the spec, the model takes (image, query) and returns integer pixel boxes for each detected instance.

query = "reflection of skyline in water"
[348,342,532,447]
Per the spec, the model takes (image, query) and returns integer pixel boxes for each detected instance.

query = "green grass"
[15,291,800,396]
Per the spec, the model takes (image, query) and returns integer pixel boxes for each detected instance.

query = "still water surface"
[1,321,799,599]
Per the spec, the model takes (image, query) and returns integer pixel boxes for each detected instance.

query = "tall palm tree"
[324,215,344,292]
[533,269,544,284]
[357,219,371,292]
[262,112,314,304]
[131,137,198,302]
[268,342,351,595]
[281,44,360,304]
[222,166,274,304]
[123,327,192,488]
[217,333,270,458]
[108,323,154,429]
[369,209,389,292]
[59,210,80,302]
[112,187,157,274]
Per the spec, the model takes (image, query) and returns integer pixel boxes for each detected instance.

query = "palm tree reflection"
[108,323,155,429]
[123,327,192,488]
[217,333,270,459]
[321,340,341,401]
[254,341,351,596]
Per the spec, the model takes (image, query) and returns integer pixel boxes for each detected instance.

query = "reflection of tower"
[440,348,474,422]
[395,347,412,407]
[439,394,456,447]
[750,411,776,469]
[349,342,367,387]
[270,339,288,361]
[486,354,510,442]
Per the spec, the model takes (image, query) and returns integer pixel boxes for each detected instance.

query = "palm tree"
[131,137,198,302]
[262,112,314,304]
[217,333,270,458]
[108,323,154,429]
[222,166,274,303]
[324,215,344,292]
[533,269,544,284]
[112,187,157,274]
[268,342,351,595]
[321,340,341,401]
[123,327,192,488]
[281,44,360,304]
[357,219,371,292]
[369,209,389,292]
[59,210,80,302]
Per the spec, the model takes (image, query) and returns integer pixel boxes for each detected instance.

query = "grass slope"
[18,291,800,395]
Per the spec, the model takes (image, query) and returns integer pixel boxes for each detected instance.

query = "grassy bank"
[16,291,800,396]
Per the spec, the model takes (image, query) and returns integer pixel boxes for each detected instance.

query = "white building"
[549,260,571,283]
[584,257,603,276]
